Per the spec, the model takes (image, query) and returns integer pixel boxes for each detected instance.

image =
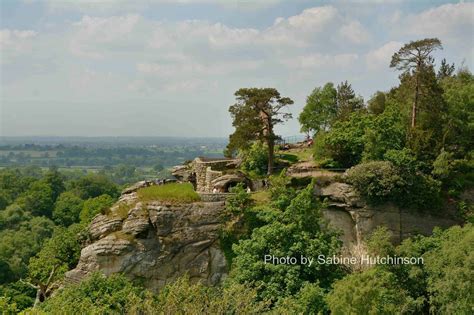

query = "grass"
[137,182,201,204]
[251,190,271,205]
[276,147,313,164]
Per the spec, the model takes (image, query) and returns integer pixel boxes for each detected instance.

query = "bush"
[36,272,155,314]
[346,161,403,203]
[326,268,416,314]
[347,161,441,211]
[80,194,115,224]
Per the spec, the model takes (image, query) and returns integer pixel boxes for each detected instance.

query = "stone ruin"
[172,157,254,193]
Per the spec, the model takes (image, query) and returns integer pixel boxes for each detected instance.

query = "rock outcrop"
[67,179,461,290]
[316,182,460,249]
[65,192,228,292]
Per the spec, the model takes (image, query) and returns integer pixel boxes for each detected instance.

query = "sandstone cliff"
[65,191,228,292]
[66,181,459,290]
[315,182,459,249]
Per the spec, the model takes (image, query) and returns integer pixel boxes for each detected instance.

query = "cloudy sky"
[1,0,473,137]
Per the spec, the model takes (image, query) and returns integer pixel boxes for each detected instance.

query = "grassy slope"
[137,182,201,203]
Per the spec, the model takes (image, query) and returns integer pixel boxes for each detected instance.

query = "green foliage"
[239,141,268,177]
[347,160,441,211]
[42,168,65,202]
[16,181,54,217]
[268,171,296,210]
[156,276,270,314]
[363,106,406,161]
[28,225,82,288]
[0,296,18,314]
[440,68,474,155]
[347,161,403,203]
[323,112,373,167]
[299,82,337,134]
[229,184,343,306]
[70,174,119,199]
[326,268,416,315]
[0,281,36,311]
[226,87,294,174]
[424,224,474,314]
[274,282,328,314]
[36,272,153,314]
[136,183,200,204]
[36,273,269,314]
[52,192,84,227]
[335,80,364,120]
[80,194,115,224]
[367,91,386,115]
[0,216,55,281]
[226,183,253,215]
[366,226,395,257]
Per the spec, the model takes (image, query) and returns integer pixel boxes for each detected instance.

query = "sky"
[0,0,473,138]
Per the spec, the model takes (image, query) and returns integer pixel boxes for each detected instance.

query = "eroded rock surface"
[316,182,459,249]
[66,195,228,292]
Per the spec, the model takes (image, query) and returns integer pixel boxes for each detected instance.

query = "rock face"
[65,193,228,292]
[316,182,460,249]
[67,179,461,291]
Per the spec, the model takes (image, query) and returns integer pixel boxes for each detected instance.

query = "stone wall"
[191,157,237,193]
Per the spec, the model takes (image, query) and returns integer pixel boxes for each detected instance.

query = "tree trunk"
[412,63,421,128]
[267,139,274,175]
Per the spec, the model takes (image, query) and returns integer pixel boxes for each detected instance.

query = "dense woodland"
[0,38,473,314]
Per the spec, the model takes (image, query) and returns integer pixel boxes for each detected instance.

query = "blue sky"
[1,0,473,137]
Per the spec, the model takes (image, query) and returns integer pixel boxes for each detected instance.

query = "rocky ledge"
[65,192,228,292]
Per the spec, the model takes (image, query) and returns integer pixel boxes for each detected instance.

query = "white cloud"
[0,29,37,63]
[282,53,359,69]
[339,21,370,44]
[365,41,402,70]
[402,2,474,41]
[70,15,141,58]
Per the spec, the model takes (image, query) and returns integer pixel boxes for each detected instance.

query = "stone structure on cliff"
[65,189,228,292]
[172,157,250,193]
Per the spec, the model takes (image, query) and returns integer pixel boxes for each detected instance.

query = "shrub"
[137,182,200,204]
[326,268,416,314]
[347,161,441,211]
[80,194,115,224]
[346,161,403,203]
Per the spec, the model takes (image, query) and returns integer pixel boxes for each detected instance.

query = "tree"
[16,181,54,217]
[437,58,455,80]
[326,268,415,314]
[25,226,81,306]
[367,91,386,115]
[42,168,65,202]
[230,184,343,306]
[52,192,84,227]
[439,68,474,155]
[424,224,473,313]
[323,112,373,167]
[70,174,119,199]
[336,81,364,120]
[390,38,443,128]
[226,88,294,175]
[298,83,337,135]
